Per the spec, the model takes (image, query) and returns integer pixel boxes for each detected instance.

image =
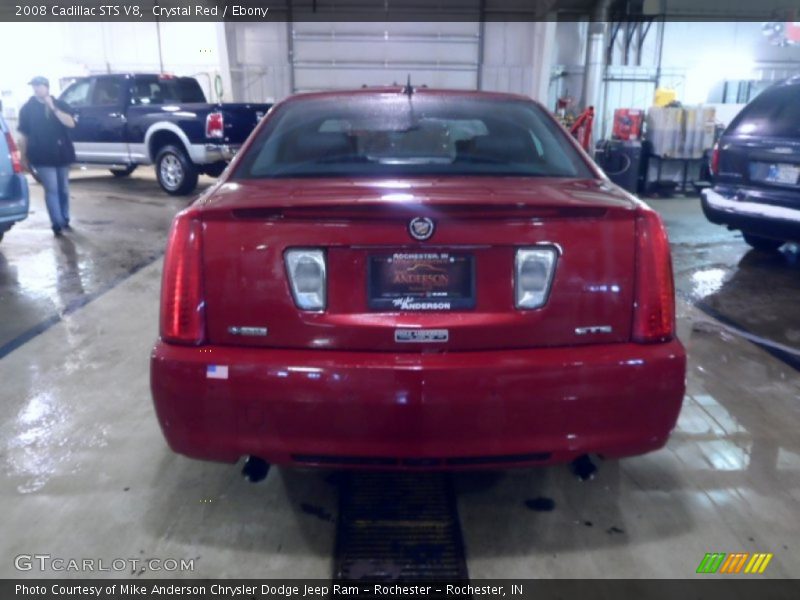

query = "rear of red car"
[151,89,685,469]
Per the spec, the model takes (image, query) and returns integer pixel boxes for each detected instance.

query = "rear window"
[234,94,593,179]
[729,84,800,138]
[131,77,206,105]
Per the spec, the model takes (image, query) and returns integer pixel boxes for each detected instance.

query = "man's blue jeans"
[35,165,70,231]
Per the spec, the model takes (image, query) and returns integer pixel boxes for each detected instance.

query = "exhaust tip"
[242,456,270,482]
[571,454,598,481]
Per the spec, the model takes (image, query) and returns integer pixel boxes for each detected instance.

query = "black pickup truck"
[58,74,271,195]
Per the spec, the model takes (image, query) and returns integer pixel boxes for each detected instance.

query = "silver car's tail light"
[285,249,327,311]
[515,247,558,309]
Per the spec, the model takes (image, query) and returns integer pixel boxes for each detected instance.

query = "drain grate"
[333,472,469,584]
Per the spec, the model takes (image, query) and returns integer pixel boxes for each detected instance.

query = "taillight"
[632,210,675,343]
[160,213,205,345]
[514,247,558,309]
[205,112,224,139]
[4,131,22,174]
[710,143,720,177]
[285,249,327,311]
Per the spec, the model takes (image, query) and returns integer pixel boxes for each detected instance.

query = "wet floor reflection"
[686,247,800,355]
[54,236,85,311]
[0,172,193,350]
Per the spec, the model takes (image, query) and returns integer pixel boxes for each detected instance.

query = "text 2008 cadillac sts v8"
[150,87,686,470]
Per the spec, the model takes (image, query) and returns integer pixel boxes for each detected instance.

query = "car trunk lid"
[198,177,638,351]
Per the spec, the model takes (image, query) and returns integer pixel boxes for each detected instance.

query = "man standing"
[18,76,76,237]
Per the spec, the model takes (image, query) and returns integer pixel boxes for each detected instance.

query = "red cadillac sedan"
[150,87,686,470]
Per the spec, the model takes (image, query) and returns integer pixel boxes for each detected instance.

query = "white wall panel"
[225,22,292,102]
[480,21,555,102]
[290,21,480,92]
[226,16,556,102]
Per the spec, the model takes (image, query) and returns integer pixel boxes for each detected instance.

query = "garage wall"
[61,22,224,99]
[291,21,481,92]
[551,20,800,139]
[481,21,555,102]
[224,22,293,103]
[0,21,225,122]
[548,21,587,111]
[224,20,557,102]
[0,23,66,121]
[554,20,800,105]
[225,20,482,101]
[0,19,559,115]
[660,22,800,104]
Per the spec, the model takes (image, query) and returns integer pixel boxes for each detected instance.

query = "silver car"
[0,113,29,242]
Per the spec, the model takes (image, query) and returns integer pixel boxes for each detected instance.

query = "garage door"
[290,20,481,92]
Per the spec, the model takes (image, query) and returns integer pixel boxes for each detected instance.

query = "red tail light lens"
[5,131,22,174]
[710,143,720,177]
[632,209,675,343]
[205,112,224,139]
[160,213,205,345]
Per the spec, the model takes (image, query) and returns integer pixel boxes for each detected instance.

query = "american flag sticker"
[206,365,229,380]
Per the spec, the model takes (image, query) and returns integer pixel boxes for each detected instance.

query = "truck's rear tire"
[110,165,137,178]
[742,232,784,253]
[155,145,198,196]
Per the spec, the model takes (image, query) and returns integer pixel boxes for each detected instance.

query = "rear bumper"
[151,340,686,469]
[702,187,800,241]
[187,143,240,165]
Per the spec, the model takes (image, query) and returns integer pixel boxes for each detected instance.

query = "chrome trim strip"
[228,326,268,337]
[575,325,613,335]
[395,329,449,343]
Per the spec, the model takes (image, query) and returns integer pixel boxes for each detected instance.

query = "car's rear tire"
[110,165,137,178]
[155,145,198,196]
[742,232,784,252]
[203,161,227,178]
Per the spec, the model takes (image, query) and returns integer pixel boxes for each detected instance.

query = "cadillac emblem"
[408,217,435,241]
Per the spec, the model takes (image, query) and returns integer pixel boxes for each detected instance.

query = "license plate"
[368,252,475,311]
[760,163,800,185]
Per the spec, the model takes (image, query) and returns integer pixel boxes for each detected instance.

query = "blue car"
[702,77,800,251]
[0,113,29,242]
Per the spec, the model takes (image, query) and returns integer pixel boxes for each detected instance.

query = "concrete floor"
[0,171,798,579]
